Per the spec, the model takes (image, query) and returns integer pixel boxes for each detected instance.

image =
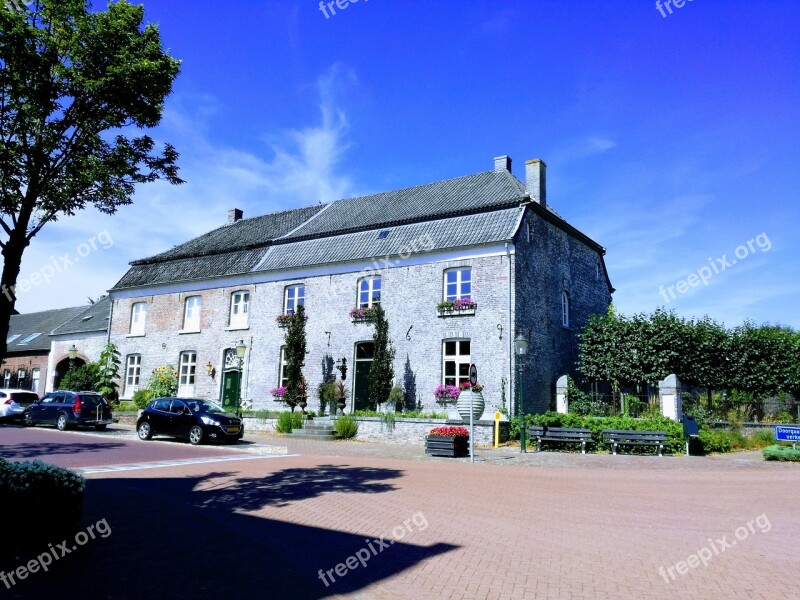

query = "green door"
[353,342,374,411]
[221,370,241,412]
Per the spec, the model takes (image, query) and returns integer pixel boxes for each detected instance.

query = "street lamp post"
[514,334,529,453]
[235,340,247,416]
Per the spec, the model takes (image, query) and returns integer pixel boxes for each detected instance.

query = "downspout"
[505,241,514,416]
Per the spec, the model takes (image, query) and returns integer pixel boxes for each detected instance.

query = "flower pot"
[425,435,469,457]
[336,397,346,415]
[457,389,485,423]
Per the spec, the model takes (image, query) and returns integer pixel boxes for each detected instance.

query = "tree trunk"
[0,233,29,361]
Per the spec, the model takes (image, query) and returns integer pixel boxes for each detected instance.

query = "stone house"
[108,156,613,415]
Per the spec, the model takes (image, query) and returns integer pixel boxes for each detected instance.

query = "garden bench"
[528,426,593,454]
[602,430,670,457]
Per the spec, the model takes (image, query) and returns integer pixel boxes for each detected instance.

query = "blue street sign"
[775,426,800,442]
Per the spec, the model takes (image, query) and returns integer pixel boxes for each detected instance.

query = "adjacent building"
[108,156,613,415]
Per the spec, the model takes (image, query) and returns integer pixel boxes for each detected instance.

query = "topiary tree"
[283,305,307,412]
[369,305,395,409]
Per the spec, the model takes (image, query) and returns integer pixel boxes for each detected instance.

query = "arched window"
[561,291,570,328]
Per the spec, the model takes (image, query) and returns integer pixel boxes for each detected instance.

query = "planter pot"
[336,398,346,415]
[457,389,485,423]
[425,435,468,457]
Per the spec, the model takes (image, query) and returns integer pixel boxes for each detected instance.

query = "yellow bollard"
[494,412,501,448]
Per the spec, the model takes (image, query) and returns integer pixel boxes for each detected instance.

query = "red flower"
[429,426,469,439]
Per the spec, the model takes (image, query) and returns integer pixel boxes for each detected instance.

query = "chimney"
[494,155,512,173]
[525,159,546,208]
[228,208,243,224]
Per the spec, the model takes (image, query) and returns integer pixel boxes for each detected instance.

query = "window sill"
[126,333,146,338]
[178,329,201,335]
[225,325,250,331]
[437,307,477,318]
[351,317,376,324]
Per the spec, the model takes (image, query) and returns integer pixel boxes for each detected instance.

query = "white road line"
[78,453,299,474]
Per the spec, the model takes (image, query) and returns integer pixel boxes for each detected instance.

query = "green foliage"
[283,306,307,411]
[146,365,178,398]
[60,362,101,391]
[763,444,800,461]
[388,386,404,410]
[698,429,734,454]
[97,342,122,401]
[0,458,84,553]
[0,0,182,360]
[382,411,396,431]
[369,305,395,406]
[116,401,137,412]
[352,409,447,419]
[275,411,303,433]
[747,428,776,448]
[334,415,359,439]
[132,389,154,410]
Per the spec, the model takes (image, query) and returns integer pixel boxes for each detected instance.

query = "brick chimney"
[228,208,243,224]
[494,155,512,173]
[525,159,546,208]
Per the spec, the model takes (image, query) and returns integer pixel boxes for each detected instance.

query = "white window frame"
[229,291,250,328]
[6,334,20,344]
[183,296,202,331]
[562,291,570,328]
[279,346,288,388]
[178,351,197,396]
[444,268,472,302]
[31,368,40,393]
[130,302,147,336]
[2,370,10,388]
[357,276,381,308]
[442,339,471,387]
[284,285,305,315]
[125,355,142,397]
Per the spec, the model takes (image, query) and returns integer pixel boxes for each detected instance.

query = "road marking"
[77,453,299,474]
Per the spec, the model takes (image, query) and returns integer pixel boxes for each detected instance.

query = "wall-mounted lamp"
[206,361,215,379]
[235,339,247,359]
[68,344,78,360]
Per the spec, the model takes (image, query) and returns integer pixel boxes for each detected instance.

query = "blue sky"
[15,0,800,328]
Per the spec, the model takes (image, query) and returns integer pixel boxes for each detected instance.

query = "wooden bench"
[602,430,670,457]
[528,426,593,454]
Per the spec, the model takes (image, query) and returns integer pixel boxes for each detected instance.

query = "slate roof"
[112,168,600,290]
[51,297,111,336]
[6,306,86,353]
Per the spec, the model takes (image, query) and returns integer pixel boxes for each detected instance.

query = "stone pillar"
[659,374,682,421]
[556,375,569,414]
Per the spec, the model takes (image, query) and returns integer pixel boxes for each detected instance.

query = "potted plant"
[349,306,379,323]
[335,380,349,415]
[457,381,485,423]
[437,298,477,316]
[270,386,287,401]
[433,384,461,404]
[425,426,469,457]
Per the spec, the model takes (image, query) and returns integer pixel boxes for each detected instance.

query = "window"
[130,302,147,335]
[358,276,381,308]
[19,333,41,345]
[6,334,20,344]
[562,291,570,328]
[31,368,40,393]
[443,340,471,387]
[278,347,288,388]
[596,263,601,281]
[230,291,249,328]
[125,355,142,396]
[3,370,10,388]
[284,284,304,315]
[153,398,170,412]
[444,268,472,302]
[183,296,202,331]
[178,352,197,395]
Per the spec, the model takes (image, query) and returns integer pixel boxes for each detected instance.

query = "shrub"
[275,411,300,433]
[60,362,101,391]
[762,444,800,462]
[748,428,776,448]
[0,459,84,555]
[334,415,358,439]
[132,389,154,410]
[698,429,733,454]
[388,386,404,410]
[116,401,137,412]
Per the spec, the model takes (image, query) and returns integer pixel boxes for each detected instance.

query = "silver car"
[0,389,39,420]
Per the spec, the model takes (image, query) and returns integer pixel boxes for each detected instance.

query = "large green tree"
[368,304,395,408]
[0,0,182,359]
[283,305,307,412]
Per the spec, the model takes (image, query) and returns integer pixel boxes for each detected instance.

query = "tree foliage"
[368,305,395,407]
[283,305,307,412]
[0,0,182,359]
[96,342,121,401]
[60,361,100,391]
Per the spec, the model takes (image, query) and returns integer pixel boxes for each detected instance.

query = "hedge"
[762,444,800,462]
[0,459,85,555]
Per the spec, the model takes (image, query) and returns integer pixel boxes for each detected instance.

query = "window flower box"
[425,426,469,457]
[270,386,287,399]
[437,299,477,317]
[433,384,460,404]
[349,306,379,323]
[276,312,307,328]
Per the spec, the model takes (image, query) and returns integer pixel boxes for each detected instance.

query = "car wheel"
[56,414,69,431]
[95,424,107,431]
[188,425,204,446]
[23,411,34,427]
[137,421,152,441]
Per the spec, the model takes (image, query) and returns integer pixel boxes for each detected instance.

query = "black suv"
[24,391,114,431]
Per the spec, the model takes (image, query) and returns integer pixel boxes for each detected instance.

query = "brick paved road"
[2,426,798,599]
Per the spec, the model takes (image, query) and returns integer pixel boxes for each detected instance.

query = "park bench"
[528,426,593,454]
[602,430,670,457]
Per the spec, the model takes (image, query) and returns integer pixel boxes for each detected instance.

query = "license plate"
[226,426,240,433]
